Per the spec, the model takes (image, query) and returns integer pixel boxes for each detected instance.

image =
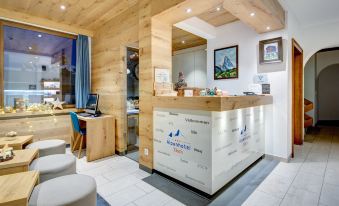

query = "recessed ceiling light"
[266,26,271,30]
[186,8,192,13]
[29,61,33,64]
[181,40,186,44]
[38,34,42,38]
[250,12,255,17]
[34,56,38,59]
[60,5,66,10]
[28,46,32,50]
[216,7,221,11]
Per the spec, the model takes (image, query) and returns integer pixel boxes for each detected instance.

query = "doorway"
[125,47,139,162]
[292,39,303,158]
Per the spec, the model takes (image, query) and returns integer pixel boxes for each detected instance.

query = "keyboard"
[78,113,92,117]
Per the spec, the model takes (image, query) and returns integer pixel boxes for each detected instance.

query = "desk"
[0,149,38,176]
[75,114,115,161]
[0,135,33,150]
[153,95,273,195]
[0,171,39,206]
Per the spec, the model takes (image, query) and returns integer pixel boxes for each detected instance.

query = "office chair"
[70,112,86,158]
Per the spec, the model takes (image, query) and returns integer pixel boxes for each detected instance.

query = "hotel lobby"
[0,0,339,205]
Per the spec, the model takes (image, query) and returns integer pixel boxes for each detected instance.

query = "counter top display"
[153,95,272,195]
[152,95,273,111]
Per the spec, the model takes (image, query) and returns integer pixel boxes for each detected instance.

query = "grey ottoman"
[26,140,65,157]
[29,154,76,183]
[29,174,96,206]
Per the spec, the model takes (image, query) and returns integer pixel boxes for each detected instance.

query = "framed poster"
[214,45,238,80]
[259,37,283,64]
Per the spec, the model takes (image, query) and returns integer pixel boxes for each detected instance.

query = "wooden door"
[292,39,303,157]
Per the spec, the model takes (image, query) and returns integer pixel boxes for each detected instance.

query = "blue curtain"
[75,35,90,108]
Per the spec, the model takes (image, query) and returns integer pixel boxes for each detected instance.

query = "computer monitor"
[85,94,100,115]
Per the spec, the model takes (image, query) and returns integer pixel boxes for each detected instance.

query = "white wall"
[304,50,339,123]
[304,55,316,124]
[172,45,207,88]
[206,20,294,159]
[302,21,339,63]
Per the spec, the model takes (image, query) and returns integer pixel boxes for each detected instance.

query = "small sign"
[253,74,269,84]
[29,85,37,90]
[154,68,170,83]
[262,84,271,94]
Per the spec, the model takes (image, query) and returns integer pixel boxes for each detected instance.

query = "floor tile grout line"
[278,131,314,206]
[316,130,334,206]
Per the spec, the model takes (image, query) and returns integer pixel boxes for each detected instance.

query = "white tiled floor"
[67,149,183,206]
[242,127,339,206]
[69,126,339,206]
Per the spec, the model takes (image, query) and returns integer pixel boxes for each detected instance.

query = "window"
[2,23,76,111]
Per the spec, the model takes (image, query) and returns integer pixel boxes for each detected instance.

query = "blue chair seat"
[80,128,86,135]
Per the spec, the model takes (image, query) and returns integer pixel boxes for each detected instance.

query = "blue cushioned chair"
[70,112,86,158]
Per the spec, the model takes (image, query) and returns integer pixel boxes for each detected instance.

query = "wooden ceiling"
[198,4,238,27]
[0,0,138,30]
[172,27,207,52]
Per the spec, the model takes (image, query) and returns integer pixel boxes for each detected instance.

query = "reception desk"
[153,95,273,195]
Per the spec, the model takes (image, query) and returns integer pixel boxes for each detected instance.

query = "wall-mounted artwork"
[214,45,238,80]
[259,37,283,64]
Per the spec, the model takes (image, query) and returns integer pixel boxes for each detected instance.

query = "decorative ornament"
[51,98,65,110]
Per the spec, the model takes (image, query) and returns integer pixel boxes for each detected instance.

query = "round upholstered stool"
[29,154,76,183]
[26,140,65,157]
[29,174,96,206]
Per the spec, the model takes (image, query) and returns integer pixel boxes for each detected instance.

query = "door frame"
[292,38,303,158]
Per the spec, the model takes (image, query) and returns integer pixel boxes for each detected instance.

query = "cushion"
[26,140,65,157]
[29,154,76,182]
[29,174,96,206]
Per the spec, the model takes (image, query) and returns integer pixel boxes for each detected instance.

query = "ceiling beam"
[0,7,94,37]
[154,0,224,25]
[223,0,285,33]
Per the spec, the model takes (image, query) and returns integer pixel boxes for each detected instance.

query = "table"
[0,171,39,206]
[0,135,33,150]
[75,114,115,161]
[0,149,39,176]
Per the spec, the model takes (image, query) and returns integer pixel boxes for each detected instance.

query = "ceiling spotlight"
[29,61,33,64]
[266,26,271,30]
[38,34,42,38]
[60,5,66,10]
[181,40,186,44]
[250,12,255,17]
[216,7,221,11]
[28,46,32,50]
[34,56,38,59]
[186,8,192,13]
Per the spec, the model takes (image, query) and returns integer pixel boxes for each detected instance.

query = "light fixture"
[181,40,186,44]
[28,46,32,50]
[34,56,38,59]
[216,7,221,11]
[266,26,271,30]
[38,34,42,38]
[60,5,66,10]
[29,61,33,64]
[250,12,255,17]
[186,8,192,13]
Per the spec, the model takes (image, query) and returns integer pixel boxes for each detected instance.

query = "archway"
[318,64,339,123]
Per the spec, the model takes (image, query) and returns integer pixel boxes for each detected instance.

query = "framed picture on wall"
[214,45,239,80]
[259,37,283,64]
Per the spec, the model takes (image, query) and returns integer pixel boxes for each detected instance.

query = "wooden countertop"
[0,108,82,120]
[0,149,38,170]
[0,171,39,206]
[152,95,273,111]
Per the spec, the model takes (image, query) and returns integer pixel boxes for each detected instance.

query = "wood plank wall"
[0,115,72,143]
[91,5,139,153]
[92,0,183,169]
